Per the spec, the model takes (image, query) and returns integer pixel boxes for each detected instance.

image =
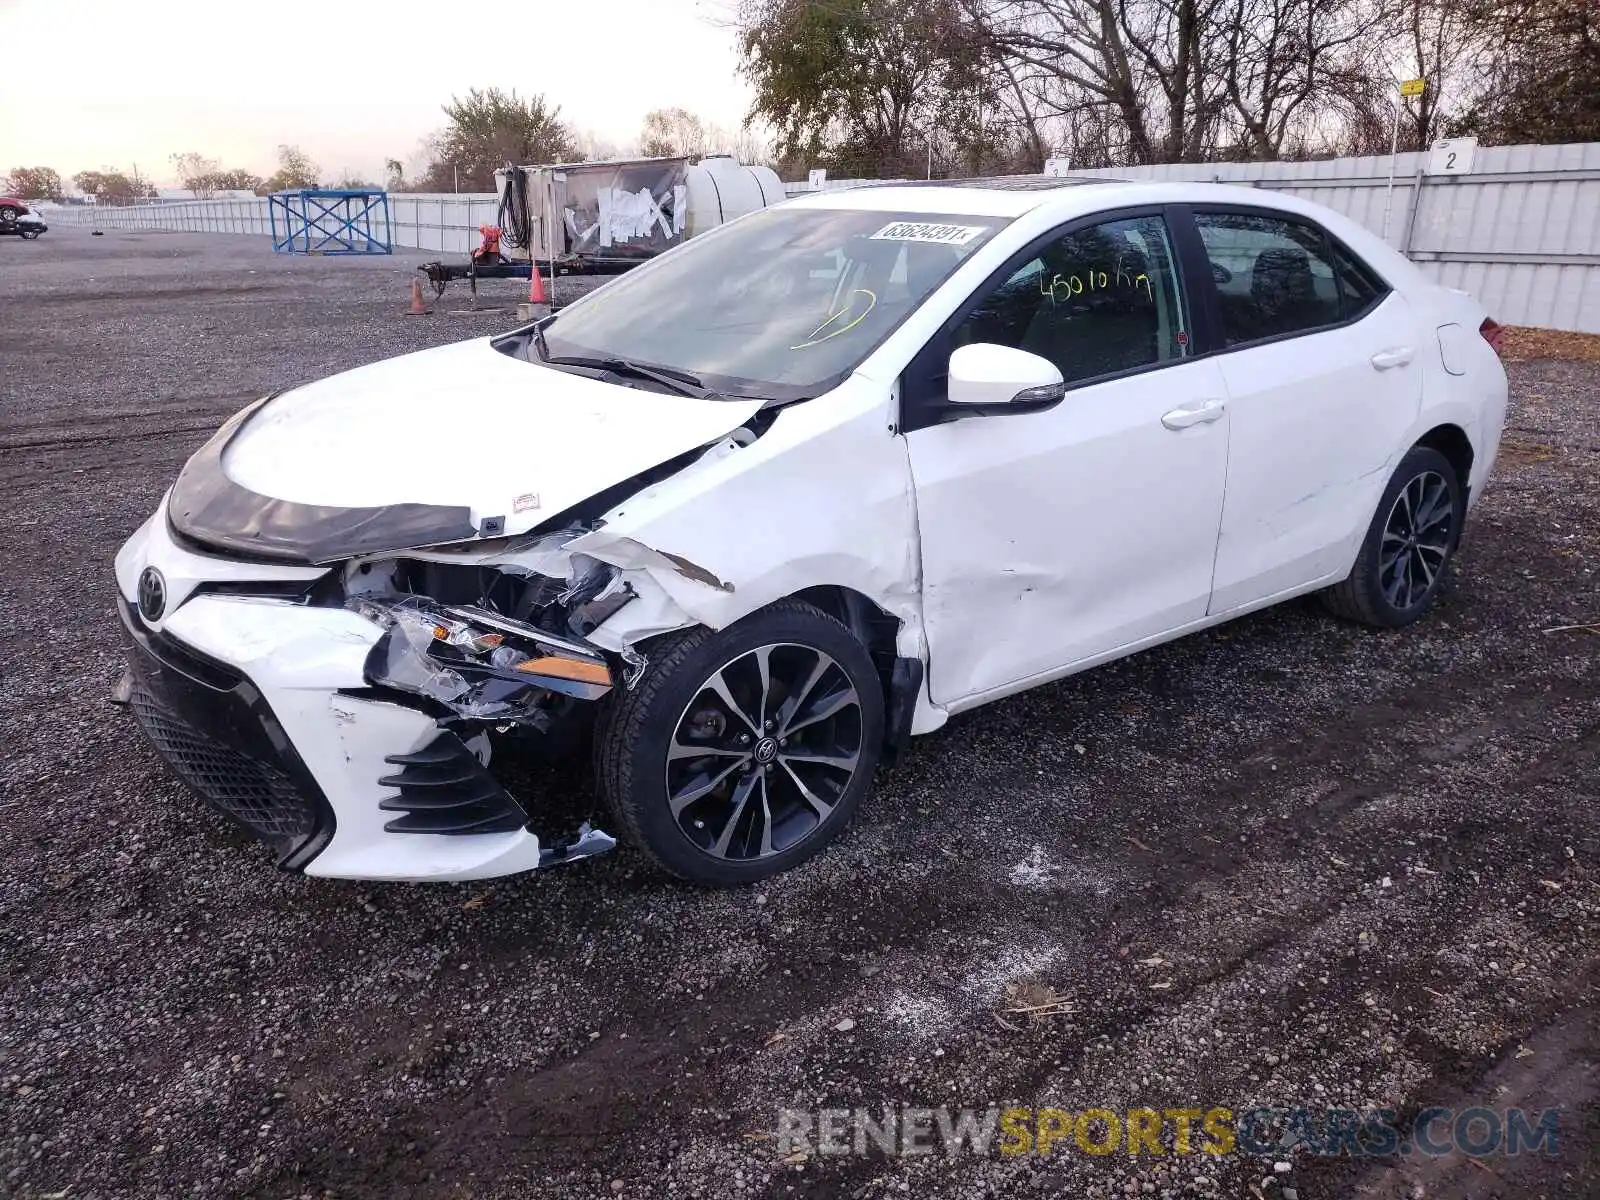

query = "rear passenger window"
[1194,212,1370,345]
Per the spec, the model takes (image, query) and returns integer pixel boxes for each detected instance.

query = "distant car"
[115,178,1508,886]
[0,198,46,239]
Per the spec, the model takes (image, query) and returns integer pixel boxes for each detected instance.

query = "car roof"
[786,177,1272,219]
[784,175,1430,297]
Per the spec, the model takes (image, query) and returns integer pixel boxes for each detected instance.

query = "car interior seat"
[1250,247,1320,334]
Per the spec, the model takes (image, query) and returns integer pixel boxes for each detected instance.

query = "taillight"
[1480,317,1506,357]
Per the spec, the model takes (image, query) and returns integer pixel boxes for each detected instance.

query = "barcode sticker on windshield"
[869,222,987,245]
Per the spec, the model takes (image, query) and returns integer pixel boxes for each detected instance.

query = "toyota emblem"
[137,567,167,622]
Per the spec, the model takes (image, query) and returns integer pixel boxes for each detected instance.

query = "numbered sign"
[1043,157,1072,178]
[808,168,827,191]
[1400,78,1427,97]
[1427,137,1478,175]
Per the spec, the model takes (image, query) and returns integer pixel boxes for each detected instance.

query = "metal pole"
[545,177,557,309]
[1399,168,1427,257]
[1381,98,1401,243]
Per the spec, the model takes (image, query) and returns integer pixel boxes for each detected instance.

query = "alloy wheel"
[666,642,863,861]
[1380,469,1454,610]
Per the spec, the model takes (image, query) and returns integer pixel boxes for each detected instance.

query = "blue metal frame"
[269,189,392,255]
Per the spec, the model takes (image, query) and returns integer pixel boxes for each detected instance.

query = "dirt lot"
[1,229,1597,1199]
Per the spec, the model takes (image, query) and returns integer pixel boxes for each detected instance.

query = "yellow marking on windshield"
[791,289,877,349]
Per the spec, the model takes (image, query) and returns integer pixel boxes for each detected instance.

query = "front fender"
[571,378,928,662]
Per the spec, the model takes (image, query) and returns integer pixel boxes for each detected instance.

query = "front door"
[905,211,1231,706]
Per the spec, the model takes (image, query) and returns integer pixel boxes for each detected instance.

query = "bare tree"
[640,108,711,158]
[963,0,1232,165]
[1388,0,1485,147]
[1213,0,1392,159]
[1454,0,1600,144]
[170,151,221,198]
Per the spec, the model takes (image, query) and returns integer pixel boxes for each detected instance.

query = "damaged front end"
[337,530,657,866]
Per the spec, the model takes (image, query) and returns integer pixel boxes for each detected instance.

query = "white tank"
[684,156,786,237]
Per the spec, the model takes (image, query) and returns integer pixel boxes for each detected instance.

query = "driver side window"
[952,214,1190,386]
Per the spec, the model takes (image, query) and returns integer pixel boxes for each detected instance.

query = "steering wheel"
[1211,261,1234,285]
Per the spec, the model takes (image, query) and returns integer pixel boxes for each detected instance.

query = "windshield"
[535,206,1007,400]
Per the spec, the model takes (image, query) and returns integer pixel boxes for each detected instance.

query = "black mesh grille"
[130,685,316,843]
[379,733,526,835]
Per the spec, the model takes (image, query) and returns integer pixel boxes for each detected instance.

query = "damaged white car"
[114,179,1508,884]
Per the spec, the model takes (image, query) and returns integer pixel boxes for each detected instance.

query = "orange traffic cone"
[527,266,547,305]
[406,277,430,316]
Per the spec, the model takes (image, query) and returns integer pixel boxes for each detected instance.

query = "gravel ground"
[2,228,1598,1199]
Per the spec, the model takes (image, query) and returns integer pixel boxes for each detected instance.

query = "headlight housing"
[351,597,613,720]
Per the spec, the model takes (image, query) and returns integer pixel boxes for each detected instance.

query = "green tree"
[207,168,264,192]
[4,166,63,200]
[739,0,990,178]
[260,144,321,193]
[421,88,577,190]
[72,168,157,204]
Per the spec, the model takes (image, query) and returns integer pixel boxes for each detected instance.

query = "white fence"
[44,141,1600,332]
[1064,142,1600,334]
[793,142,1600,333]
[46,193,506,257]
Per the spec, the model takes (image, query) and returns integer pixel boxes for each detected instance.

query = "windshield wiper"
[529,328,714,399]
[554,357,713,399]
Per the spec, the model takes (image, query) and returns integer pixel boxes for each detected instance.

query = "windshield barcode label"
[869,222,987,245]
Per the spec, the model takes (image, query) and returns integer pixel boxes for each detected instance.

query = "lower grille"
[119,598,335,869]
[130,685,317,844]
[380,733,527,835]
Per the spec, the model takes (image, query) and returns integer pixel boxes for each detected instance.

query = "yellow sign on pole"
[1400,78,1427,97]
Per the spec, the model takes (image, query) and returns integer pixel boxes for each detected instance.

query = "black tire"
[18,228,40,240]
[0,206,19,229]
[1322,445,1463,628]
[594,599,884,885]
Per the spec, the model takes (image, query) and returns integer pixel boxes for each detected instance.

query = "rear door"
[1181,208,1424,614]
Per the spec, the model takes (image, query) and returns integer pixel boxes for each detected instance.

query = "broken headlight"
[351,597,613,720]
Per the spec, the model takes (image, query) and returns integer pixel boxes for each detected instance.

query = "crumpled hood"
[221,337,765,534]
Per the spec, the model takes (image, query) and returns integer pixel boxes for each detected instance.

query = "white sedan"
[114,178,1509,885]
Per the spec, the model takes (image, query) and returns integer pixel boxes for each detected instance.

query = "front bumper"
[119,598,336,869]
[114,514,613,881]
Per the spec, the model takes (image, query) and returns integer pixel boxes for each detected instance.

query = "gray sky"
[0,0,750,185]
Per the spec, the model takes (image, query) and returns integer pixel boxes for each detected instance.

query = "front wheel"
[594,600,884,885]
[18,227,40,240]
[1322,445,1463,627]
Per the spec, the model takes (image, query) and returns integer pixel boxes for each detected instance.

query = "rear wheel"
[594,600,884,884]
[1322,445,1463,627]
[0,206,20,230]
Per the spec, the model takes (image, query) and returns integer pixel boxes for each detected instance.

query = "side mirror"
[947,343,1066,413]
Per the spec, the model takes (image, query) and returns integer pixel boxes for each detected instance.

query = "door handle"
[1161,399,1226,431]
[1370,347,1414,370]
